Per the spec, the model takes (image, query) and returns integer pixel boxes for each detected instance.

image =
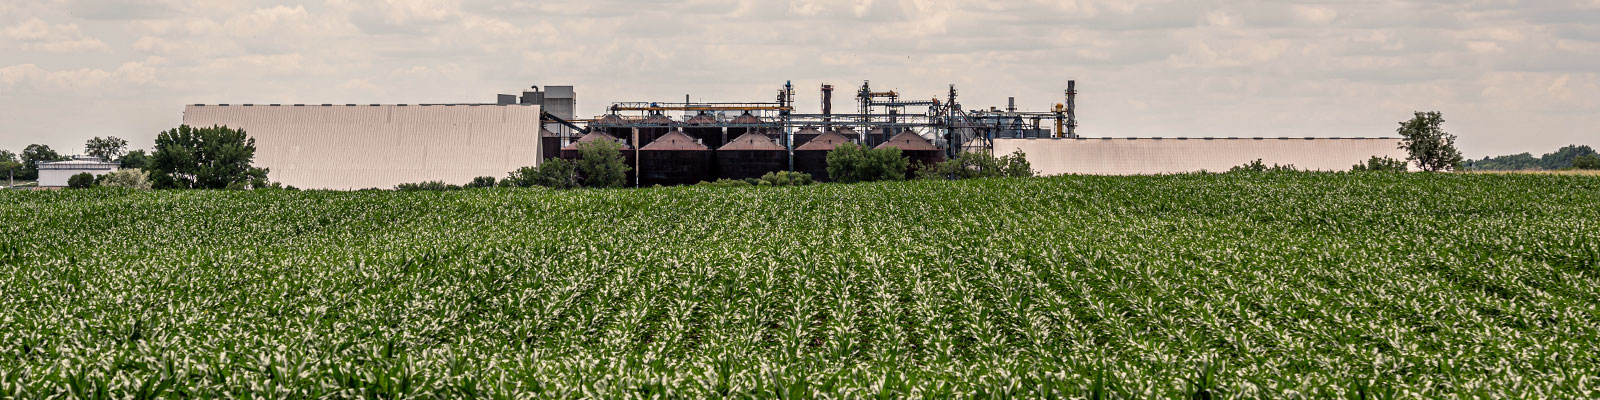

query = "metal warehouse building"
[181,104,542,190]
[996,137,1408,175]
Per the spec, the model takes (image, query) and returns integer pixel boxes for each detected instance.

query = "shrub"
[917,150,1035,180]
[99,169,152,189]
[758,171,813,186]
[506,158,578,189]
[67,172,97,189]
[697,179,752,188]
[1229,159,1298,173]
[575,140,630,188]
[465,176,498,188]
[826,143,909,183]
[1351,156,1408,172]
[395,181,461,191]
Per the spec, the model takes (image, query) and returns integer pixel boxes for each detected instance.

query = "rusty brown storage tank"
[794,130,853,182]
[792,127,823,147]
[638,130,712,186]
[717,132,788,180]
[875,131,945,177]
[685,113,725,149]
[560,131,636,183]
[591,114,631,141]
[726,112,764,139]
[540,128,562,161]
[638,113,674,147]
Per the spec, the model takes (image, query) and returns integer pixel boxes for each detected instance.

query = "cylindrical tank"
[716,132,788,180]
[639,114,674,147]
[792,127,823,148]
[794,130,854,182]
[540,128,561,161]
[875,131,946,177]
[685,113,725,149]
[726,112,763,139]
[638,130,712,186]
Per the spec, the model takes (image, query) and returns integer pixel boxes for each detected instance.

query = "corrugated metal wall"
[182,105,541,190]
[995,137,1410,175]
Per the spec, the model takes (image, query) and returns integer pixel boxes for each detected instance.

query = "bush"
[826,143,909,183]
[916,150,1034,180]
[67,172,97,189]
[575,140,630,188]
[466,176,498,188]
[1229,159,1298,173]
[758,171,813,186]
[99,169,152,189]
[1574,154,1600,170]
[505,158,578,189]
[395,181,461,191]
[1351,156,1408,172]
[697,179,752,188]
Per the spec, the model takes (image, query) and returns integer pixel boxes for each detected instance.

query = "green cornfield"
[2,173,1598,398]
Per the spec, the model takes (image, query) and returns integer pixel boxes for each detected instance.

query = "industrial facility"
[180,81,1406,190]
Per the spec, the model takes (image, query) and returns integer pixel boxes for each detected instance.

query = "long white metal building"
[995,137,1409,175]
[181,104,541,190]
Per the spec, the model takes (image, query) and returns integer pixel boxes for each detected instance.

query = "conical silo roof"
[719,132,785,151]
[640,131,708,151]
[796,131,853,151]
[874,131,939,151]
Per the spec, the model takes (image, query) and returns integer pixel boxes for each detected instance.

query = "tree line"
[1,125,268,189]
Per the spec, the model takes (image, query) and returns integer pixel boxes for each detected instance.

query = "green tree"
[148,125,270,189]
[1351,156,1408,172]
[1574,154,1600,170]
[67,172,97,189]
[1396,111,1463,172]
[826,143,909,183]
[100,169,152,189]
[757,170,813,186]
[0,150,21,184]
[118,149,150,170]
[21,144,69,180]
[574,140,630,188]
[85,136,129,161]
[917,150,1035,180]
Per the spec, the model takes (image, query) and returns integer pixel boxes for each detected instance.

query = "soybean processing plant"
[180,81,1406,190]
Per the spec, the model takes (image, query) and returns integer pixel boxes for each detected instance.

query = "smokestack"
[1066,80,1077,138]
[821,84,834,130]
[1007,97,1016,113]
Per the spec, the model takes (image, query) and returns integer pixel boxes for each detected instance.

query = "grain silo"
[717,132,788,180]
[540,128,562,161]
[792,127,823,147]
[794,130,853,181]
[685,113,725,149]
[726,112,764,139]
[638,130,711,186]
[639,113,674,147]
[876,131,945,172]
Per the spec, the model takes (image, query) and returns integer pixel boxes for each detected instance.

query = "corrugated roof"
[640,131,708,151]
[718,132,784,151]
[874,131,939,151]
[795,131,852,151]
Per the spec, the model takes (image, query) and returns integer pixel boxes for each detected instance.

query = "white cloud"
[2,18,111,53]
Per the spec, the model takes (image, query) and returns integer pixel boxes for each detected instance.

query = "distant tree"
[826,143,909,183]
[84,136,129,161]
[1351,156,1408,172]
[916,150,1035,180]
[396,181,461,191]
[21,144,69,180]
[0,150,20,184]
[1396,111,1463,172]
[148,125,270,189]
[1574,154,1600,170]
[67,172,97,189]
[1538,145,1599,170]
[757,170,814,186]
[574,140,630,188]
[118,149,150,170]
[99,169,152,189]
[465,176,498,188]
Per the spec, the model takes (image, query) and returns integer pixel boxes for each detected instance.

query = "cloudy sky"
[3,0,1597,158]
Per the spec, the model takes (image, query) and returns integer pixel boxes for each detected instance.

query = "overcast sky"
[3,0,1597,158]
